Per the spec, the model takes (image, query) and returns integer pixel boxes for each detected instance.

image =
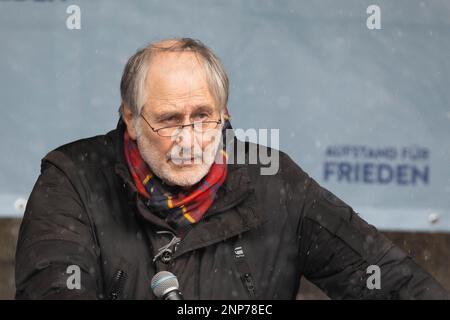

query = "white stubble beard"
[135,121,223,188]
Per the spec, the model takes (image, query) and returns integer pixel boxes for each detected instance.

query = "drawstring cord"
[153,231,181,263]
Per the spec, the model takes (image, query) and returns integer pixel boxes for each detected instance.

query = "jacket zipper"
[241,273,257,299]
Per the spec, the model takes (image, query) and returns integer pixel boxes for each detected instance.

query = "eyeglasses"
[140,113,222,137]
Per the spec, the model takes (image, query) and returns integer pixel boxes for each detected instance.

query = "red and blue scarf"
[124,112,230,235]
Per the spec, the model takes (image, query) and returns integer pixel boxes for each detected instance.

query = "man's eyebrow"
[192,104,214,113]
[153,104,214,118]
[153,111,182,121]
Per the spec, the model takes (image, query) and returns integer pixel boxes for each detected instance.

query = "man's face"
[124,51,223,188]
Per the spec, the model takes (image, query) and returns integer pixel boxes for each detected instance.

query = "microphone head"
[151,271,180,298]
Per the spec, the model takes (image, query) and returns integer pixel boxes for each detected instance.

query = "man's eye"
[194,113,209,121]
[162,116,178,123]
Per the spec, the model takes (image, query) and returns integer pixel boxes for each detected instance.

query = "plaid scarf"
[124,113,230,236]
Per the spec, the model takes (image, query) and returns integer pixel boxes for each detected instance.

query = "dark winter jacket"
[15,120,450,300]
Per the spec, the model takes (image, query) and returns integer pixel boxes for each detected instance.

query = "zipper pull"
[108,269,128,300]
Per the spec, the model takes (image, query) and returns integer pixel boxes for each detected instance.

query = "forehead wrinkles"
[146,53,214,112]
[150,86,210,104]
[148,89,213,116]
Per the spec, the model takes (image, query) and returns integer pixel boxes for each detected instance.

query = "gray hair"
[119,38,229,118]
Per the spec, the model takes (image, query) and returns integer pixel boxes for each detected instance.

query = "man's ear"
[121,103,138,140]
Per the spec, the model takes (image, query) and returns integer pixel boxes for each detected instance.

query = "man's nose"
[175,125,196,148]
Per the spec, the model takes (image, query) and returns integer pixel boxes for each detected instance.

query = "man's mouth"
[169,157,202,166]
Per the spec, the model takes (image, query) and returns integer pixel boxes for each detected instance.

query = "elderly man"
[15,38,449,300]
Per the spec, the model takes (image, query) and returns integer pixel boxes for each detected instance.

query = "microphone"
[151,271,184,300]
